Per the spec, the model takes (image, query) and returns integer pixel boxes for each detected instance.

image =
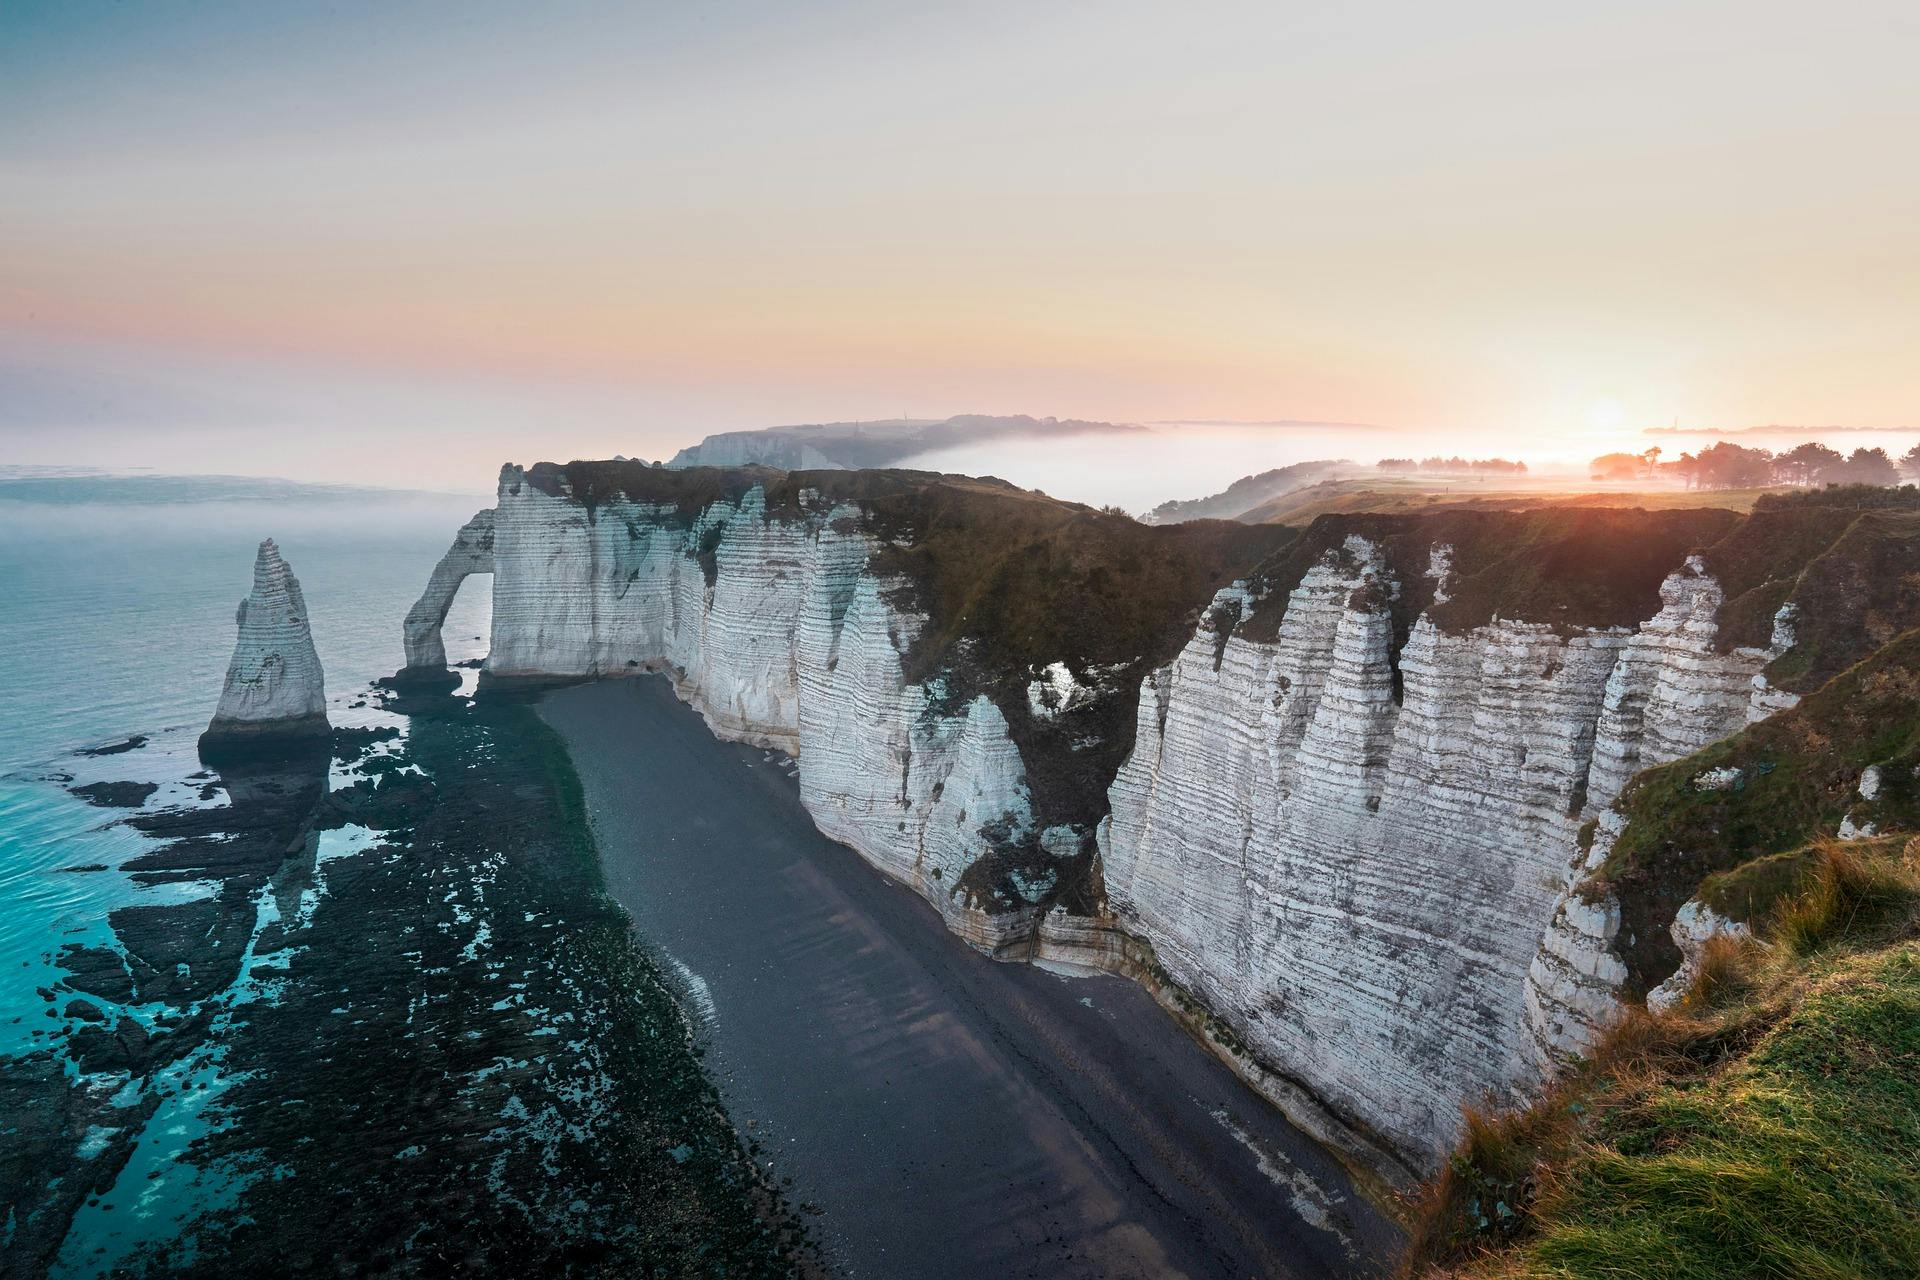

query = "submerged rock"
[76,734,147,757]
[198,538,329,759]
[69,780,158,808]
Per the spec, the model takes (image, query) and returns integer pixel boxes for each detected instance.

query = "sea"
[0,475,496,1269]
[0,477,494,1043]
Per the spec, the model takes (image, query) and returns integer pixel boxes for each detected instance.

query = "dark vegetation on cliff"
[1407,494,1920,1278]
[1702,489,1920,692]
[1222,490,1920,727]
[866,477,1292,909]
[521,458,949,516]
[1590,628,1920,996]
[1234,507,1735,656]
[1405,841,1920,1280]
[1236,477,1776,527]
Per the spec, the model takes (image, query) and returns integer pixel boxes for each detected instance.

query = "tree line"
[1377,457,1529,475]
[1589,441,1920,490]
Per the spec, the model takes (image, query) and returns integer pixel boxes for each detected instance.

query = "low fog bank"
[899,422,1584,513]
[900,422,1920,514]
[0,470,490,546]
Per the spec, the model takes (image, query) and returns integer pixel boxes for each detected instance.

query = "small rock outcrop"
[199,539,329,757]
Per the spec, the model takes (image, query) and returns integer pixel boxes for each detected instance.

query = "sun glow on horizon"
[3,3,1918,489]
[1586,398,1629,435]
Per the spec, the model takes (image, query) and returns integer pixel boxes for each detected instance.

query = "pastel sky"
[3,0,1916,490]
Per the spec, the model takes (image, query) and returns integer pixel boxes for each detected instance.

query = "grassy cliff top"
[1590,627,1920,994]
[517,458,1050,516]
[1239,478,1778,526]
[1701,492,1920,691]
[1408,910,1920,1280]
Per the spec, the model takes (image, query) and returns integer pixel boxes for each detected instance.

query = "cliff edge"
[404,466,1919,1184]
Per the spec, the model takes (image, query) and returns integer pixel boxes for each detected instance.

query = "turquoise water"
[0,483,819,1279]
[0,491,492,1051]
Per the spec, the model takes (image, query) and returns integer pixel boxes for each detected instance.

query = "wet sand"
[541,677,1401,1279]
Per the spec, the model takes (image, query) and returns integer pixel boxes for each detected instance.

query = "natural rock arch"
[400,508,495,680]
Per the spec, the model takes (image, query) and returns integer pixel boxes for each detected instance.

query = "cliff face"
[400,508,495,681]
[201,538,329,755]
[480,469,1036,941]
[410,465,1909,1178]
[454,462,1282,945]
[1099,539,1793,1165]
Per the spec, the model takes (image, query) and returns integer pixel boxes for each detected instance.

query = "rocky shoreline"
[3,688,816,1277]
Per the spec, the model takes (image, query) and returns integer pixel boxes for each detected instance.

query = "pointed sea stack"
[198,538,330,760]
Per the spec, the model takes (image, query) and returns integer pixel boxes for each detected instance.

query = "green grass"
[1524,943,1920,1280]
[1405,581,1920,1277]
[1404,838,1920,1280]
[1591,629,1920,992]
[1771,840,1920,958]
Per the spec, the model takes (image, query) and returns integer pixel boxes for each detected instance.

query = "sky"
[3,0,1917,492]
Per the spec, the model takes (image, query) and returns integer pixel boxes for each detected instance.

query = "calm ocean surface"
[0,489,493,1052]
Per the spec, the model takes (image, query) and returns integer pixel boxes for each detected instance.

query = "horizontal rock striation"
[200,538,329,757]
[1100,537,1796,1167]
[412,470,1900,1179]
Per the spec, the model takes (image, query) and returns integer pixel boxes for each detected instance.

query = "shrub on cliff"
[1589,629,1920,993]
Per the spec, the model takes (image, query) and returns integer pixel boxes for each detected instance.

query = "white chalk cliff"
[1101,543,1796,1165]
[401,508,496,680]
[410,468,1806,1176]
[201,538,329,751]
[426,467,1053,947]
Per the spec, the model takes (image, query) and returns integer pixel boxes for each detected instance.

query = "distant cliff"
[666,414,1142,471]
[405,467,1919,1182]
[1141,459,1355,524]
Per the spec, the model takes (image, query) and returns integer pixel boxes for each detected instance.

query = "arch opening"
[399,508,495,683]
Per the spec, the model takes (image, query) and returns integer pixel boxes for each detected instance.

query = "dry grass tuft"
[1402,836,1920,1280]
[1774,839,1920,957]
